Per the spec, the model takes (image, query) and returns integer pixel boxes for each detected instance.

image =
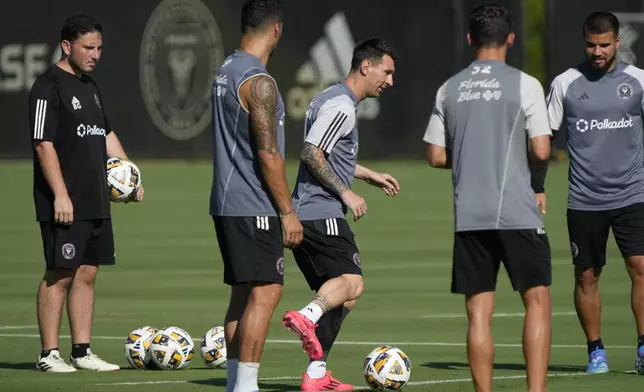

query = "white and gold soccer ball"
[124,326,158,369]
[200,326,227,369]
[149,326,195,370]
[106,157,141,202]
[363,346,412,391]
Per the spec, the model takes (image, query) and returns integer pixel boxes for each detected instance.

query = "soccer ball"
[106,157,141,202]
[363,346,412,391]
[200,326,227,369]
[124,326,158,369]
[149,326,195,370]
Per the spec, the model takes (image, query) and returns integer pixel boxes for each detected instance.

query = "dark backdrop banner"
[0,0,523,159]
[546,0,644,148]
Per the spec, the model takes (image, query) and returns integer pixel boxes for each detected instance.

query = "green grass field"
[0,159,642,391]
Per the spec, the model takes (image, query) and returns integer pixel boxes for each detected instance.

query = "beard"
[588,54,616,72]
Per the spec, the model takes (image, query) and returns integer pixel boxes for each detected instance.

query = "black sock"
[587,339,604,356]
[638,335,644,350]
[71,343,90,358]
[40,348,59,358]
[314,306,351,362]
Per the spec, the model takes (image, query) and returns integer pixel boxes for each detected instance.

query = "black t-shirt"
[29,65,112,221]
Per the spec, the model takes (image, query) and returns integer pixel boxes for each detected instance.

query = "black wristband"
[530,159,549,194]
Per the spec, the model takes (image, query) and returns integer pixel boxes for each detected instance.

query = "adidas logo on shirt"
[286,13,380,120]
[71,96,81,110]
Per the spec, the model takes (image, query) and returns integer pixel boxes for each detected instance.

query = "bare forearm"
[106,132,128,160]
[354,163,374,181]
[258,151,293,215]
[35,142,68,197]
[427,145,451,169]
[302,142,348,197]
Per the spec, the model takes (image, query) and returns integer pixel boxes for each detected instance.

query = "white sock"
[226,359,239,392]
[299,302,324,324]
[306,360,327,379]
[233,362,259,392]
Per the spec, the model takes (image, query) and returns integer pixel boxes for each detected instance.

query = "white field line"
[421,311,577,319]
[95,372,586,387]
[0,312,578,329]
[0,332,634,349]
[0,325,39,330]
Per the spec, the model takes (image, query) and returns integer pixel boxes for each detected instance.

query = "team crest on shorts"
[62,243,76,260]
[570,242,579,259]
[352,253,361,268]
[617,83,633,99]
[276,257,284,276]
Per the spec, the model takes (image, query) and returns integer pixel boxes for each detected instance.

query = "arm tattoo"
[247,76,278,153]
[301,142,348,196]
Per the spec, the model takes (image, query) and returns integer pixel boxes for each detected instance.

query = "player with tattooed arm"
[209,1,303,391]
[282,38,399,391]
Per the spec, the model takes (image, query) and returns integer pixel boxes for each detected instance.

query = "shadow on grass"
[190,378,301,391]
[421,361,586,373]
[0,362,37,370]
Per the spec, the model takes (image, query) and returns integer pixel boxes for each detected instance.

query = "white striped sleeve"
[305,96,356,153]
[546,68,582,132]
[29,79,59,141]
[423,82,448,147]
[520,73,552,139]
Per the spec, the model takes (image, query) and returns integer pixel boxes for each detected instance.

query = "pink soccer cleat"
[301,371,353,391]
[282,310,323,360]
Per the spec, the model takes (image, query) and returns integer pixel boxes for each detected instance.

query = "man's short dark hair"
[60,15,102,43]
[241,0,284,34]
[468,3,513,47]
[350,38,398,71]
[583,12,619,37]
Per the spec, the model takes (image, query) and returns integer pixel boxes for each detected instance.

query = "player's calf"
[37,269,74,355]
[233,283,283,392]
[223,285,250,392]
[521,286,551,390]
[629,256,644,375]
[465,292,495,392]
[283,274,363,358]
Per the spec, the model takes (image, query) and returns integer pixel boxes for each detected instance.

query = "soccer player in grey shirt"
[425,4,552,392]
[209,1,303,391]
[282,39,400,391]
[547,11,644,375]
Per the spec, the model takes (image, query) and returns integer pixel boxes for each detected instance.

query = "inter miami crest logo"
[139,0,224,141]
[352,253,362,268]
[276,257,284,276]
[617,83,633,100]
[62,243,76,260]
[570,242,579,259]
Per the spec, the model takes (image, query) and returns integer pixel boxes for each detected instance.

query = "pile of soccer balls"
[106,157,141,202]
[124,326,227,370]
[124,326,410,390]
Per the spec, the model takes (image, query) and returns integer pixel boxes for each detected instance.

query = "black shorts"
[291,218,362,291]
[213,216,284,285]
[567,203,644,268]
[452,229,551,294]
[39,219,115,270]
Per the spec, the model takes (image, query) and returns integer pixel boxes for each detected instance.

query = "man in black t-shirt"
[29,15,143,372]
